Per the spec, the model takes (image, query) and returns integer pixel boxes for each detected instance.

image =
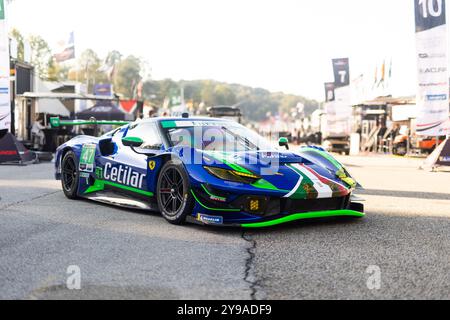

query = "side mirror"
[279,137,289,150]
[122,136,158,157]
[122,136,144,148]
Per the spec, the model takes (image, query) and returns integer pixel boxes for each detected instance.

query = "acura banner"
[415,0,449,136]
[0,0,10,133]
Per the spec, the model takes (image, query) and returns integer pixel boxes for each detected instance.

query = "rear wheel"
[61,151,79,199]
[156,160,194,225]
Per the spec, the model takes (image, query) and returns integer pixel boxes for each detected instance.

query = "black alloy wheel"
[61,151,79,199]
[157,160,194,225]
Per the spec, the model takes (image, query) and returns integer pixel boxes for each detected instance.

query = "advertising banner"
[332,58,350,88]
[325,58,352,136]
[324,82,335,102]
[0,0,10,133]
[415,0,449,136]
[94,84,113,97]
[325,87,352,135]
[54,32,75,63]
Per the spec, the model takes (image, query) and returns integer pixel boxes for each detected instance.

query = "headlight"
[204,166,260,184]
[336,169,357,188]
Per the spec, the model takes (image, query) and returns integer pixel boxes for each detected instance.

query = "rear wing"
[50,117,131,128]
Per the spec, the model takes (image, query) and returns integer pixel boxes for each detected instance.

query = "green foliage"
[76,49,108,91]
[47,62,70,82]
[12,28,318,121]
[29,35,54,80]
[10,28,24,61]
[140,79,318,122]
[105,50,123,66]
[113,55,143,98]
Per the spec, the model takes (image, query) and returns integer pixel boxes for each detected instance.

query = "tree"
[78,49,108,91]
[105,50,123,66]
[213,84,236,106]
[142,80,160,102]
[10,28,24,61]
[200,80,215,105]
[29,35,54,80]
[113,55,143,98]
[47,63,70,82]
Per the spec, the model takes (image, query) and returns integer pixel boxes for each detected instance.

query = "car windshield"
[163,121,274,152]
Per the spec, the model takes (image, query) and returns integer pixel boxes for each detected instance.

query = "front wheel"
[156,160,194,225]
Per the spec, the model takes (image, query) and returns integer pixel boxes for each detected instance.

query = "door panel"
[96,123,165,196]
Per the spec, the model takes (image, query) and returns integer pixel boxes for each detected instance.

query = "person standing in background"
[31,116,46,149]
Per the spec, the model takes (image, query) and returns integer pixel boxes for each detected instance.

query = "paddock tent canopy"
[34,81,71,116]
[75,102,134,121]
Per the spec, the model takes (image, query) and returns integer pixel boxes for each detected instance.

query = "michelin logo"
[104,162,145,189]
[197,214,223,225]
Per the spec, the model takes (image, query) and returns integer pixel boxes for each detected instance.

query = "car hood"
[186,149,353,199]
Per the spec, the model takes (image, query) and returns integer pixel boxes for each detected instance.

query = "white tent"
[34,80,70,116]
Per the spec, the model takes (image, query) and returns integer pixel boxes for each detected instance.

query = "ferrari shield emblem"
[149,161,156,171]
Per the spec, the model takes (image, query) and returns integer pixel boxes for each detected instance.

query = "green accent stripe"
[204,151,253,174]
[51,118,130,128]
[201,184,227,202]
[85,179,105,194]
[241,210,364,228]
[161,121,177,129]
[104,181,154,197]
[191,190,240,212]
[223,161,252,174]
[286,163,315,199]
[251,179,290,193]
[60,120,130,126]
[85,180,153,197]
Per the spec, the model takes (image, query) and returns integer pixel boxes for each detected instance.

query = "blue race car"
[53,116,364,228]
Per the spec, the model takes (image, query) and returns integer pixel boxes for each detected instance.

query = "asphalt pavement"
[0,155,449,299]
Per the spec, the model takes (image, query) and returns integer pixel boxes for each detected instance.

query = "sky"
[6,0,446,101]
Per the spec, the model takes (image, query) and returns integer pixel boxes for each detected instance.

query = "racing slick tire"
[61,150,80,200]
[156,160,195,225]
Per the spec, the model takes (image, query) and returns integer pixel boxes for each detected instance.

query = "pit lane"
[0,155,449,299]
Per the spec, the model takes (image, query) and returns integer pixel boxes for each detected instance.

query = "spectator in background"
[148,107,157,118]
[31,116,46,148]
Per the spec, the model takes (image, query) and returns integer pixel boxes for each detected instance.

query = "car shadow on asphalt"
[77,197,244,234]
[76,197,370,234]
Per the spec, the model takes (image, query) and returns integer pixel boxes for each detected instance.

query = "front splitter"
[241,210,364,228]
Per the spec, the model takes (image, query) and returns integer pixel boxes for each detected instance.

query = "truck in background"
[207,106,242,124]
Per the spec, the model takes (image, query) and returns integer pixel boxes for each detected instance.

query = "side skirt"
[84,191,159,211]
